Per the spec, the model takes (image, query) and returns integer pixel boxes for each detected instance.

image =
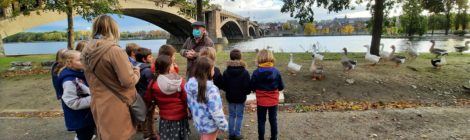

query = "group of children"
[51,41,284,140]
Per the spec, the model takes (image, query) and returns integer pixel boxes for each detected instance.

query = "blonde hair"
[256,49,275,64]
[63,50,81,67]
[91,15,120,41]
[199,47,216,61]
[75,41,87,52]
[53,48,68,76]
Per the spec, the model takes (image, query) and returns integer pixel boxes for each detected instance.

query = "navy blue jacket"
[136,62,153,97]
[58,68,95,131]
[222,65,251,103]
[250,67,284,92]
[51,62,62,100]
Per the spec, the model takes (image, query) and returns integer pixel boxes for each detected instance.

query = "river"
[4,36,470,56]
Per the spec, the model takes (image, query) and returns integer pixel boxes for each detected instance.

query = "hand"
[186,50,196,59]
[133,66,140,73]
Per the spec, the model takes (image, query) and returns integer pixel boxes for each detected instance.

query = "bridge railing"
[220,9,248,21]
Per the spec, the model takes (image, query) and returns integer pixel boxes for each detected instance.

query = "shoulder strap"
[91,43,132,106]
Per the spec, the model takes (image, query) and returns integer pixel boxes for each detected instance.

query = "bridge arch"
[248,26,256,37]
[220,18,243,40]
[0,0,195,39]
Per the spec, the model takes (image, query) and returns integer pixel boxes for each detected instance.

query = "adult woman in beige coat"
[82,15,140,140]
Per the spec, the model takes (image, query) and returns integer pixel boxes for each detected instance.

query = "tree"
[304,22,317,35]
[422,0,445,35]
[401,0,427,36]
[456,0,468,30]
[341,24,355,34]
[282,23,291,30]
[43,0,120,50]
[281,0,402,55]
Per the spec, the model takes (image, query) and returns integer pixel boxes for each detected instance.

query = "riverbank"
[1,52,470,111]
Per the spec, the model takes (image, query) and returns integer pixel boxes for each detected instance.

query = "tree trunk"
[445,11,451,35]
[0,34,4,56]
[370,0,384,56]
[455,11,461,31]
[66,0,73,50]
[462,9,467,31]
[196,0,203,21]
[431,15,435,36]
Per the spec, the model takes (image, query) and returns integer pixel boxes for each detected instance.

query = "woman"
[81,15,140,140]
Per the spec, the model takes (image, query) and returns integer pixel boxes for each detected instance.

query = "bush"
[453,30,467,36]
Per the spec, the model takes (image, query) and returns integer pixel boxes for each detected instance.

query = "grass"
[0,54,55,72]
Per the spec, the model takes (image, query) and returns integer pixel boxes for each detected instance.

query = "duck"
[312,44,324,61]
[431,56,446,69]
[429,40,448,58]
[379,43,392,60]
[406,41,419,61]
[287,53,302,75]
[454,41,470,54]
[363,45,381,66]
[309,54,325,80]
[341,48,357,72]
[390,45,406,67]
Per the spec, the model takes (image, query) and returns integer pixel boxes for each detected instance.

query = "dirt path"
[1,107,469,140]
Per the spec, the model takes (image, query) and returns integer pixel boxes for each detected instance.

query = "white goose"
[379,43,392,60]
[309,54,324,80]
[312,44,324,61]
[287,53,302,75]
[364,45,381,65]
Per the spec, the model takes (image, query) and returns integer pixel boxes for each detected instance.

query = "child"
[135,47,154,97]
[126,43,141,66]
[52,48,68,100]
[145,55,190,140]
[58,50,95,140]
[185,56,228,140]
[221,49,251,140]
[198,47,223,89]
[153,44,179,74]
[250,49,284,140]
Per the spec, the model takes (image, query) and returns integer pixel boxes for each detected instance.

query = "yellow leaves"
[341,24,355,34]
[0,111,63,118]
[303,22,317,35]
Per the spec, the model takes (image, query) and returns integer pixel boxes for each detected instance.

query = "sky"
[26,0,403,33]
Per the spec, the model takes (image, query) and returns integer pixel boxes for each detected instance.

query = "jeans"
[257,105,278,140]
[228,103,245,137]
[75,125,95,140]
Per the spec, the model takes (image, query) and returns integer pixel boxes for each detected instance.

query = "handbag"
[90,43,147,125]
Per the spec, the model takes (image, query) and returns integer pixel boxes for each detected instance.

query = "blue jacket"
[58,68,95,131]
[250,67,284,92]
[136,62,153,97]
[51,62,62,100]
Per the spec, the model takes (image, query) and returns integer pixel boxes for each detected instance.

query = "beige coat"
[82,39,140,140]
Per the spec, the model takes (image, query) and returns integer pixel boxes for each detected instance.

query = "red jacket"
[145,77,187,121]
[255,90,280,107]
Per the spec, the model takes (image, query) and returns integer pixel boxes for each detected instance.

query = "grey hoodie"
[157,74,183,95]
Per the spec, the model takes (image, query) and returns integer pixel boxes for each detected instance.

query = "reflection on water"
[4,36,470,55]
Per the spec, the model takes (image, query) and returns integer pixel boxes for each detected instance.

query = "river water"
[4,35,469,55]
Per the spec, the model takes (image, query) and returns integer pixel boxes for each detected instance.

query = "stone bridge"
[0,0,262,50]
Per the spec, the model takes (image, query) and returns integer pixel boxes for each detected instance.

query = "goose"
[454,41,470,54]
[431,56,446,69]
[312,44,324,61]
[390,45,406,67]
[287,53,302,75]
[463,80,470,94]
[379,43,392,60]
[429,40,448,58]
[363,45,381,66]
[406,41,419,60]
[310,54,325,80]
[341,48,357,72]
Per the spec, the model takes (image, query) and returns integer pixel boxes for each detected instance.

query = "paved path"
[1,107,470,140]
